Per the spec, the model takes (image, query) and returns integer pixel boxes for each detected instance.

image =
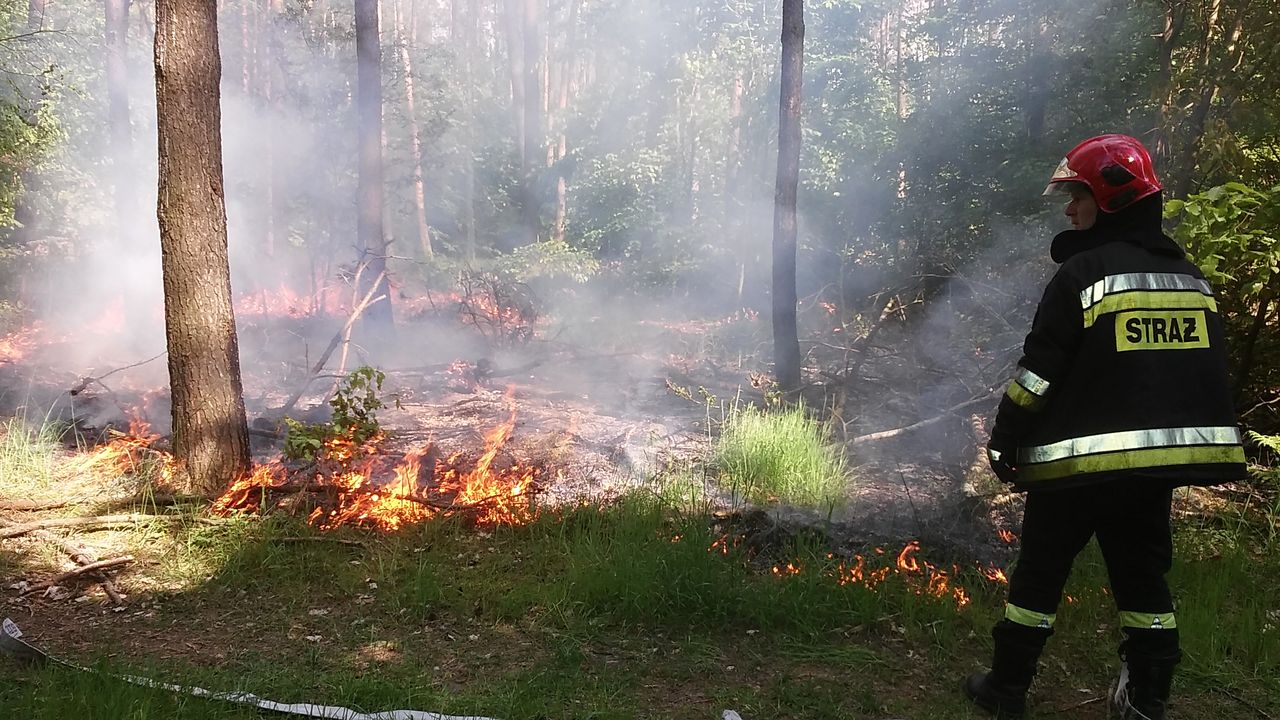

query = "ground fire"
[212,403,539,530]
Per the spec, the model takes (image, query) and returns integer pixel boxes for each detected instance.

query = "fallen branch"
[276,537,365,547]
[21,556,134,595]
[848,389,1002,445]
[0,517,125,604]
[68,352,167,396]
[0,513,164,539]
[0,499,77,511]
[277,267,387,417]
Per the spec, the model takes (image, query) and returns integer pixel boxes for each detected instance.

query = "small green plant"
[283,367,389,461]
[714,404,848,510]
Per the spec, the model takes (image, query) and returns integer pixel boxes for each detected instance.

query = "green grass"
[714,404,848,510]
[2,423,1279,719]
[0,416,61,489]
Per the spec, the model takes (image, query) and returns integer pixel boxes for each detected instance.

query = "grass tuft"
[0,416,61,490]
[714,404,848,510]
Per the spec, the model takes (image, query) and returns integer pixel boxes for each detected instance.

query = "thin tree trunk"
[772,0,804,393]
[519,0,541,245]
[397,0,432,259]
[551,0,580,244]
[106,0,135,245]
[355,0,393,328]
[463,0,479,259]
[154,0,252,494]
[264,0,284,256]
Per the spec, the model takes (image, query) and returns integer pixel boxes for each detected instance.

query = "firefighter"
[963,134,1248,720]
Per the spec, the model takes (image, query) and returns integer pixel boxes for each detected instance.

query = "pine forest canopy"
[0,0,1277,416]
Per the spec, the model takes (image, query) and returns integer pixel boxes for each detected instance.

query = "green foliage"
[714,404,848,509]
[283,367,388,461]
[494,240,600,284]
[1166,183,1280,299]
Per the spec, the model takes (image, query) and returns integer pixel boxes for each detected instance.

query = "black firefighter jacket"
[990,199,1248,491]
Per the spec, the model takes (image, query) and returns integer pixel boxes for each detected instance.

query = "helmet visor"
[1042,157,1080,196]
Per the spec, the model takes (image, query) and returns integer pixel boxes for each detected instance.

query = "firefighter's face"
[1065,185,1098,230]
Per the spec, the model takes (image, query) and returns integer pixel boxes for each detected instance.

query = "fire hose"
[1,617,496,720]
[3,618,747,720]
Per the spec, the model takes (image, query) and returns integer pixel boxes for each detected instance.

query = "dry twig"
[0,517,126,604]
[848,389,1002,445]
[21,556,134,595]
[0,513,163,539]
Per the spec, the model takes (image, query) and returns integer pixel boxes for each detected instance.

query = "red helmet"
[1043,134,1162,213]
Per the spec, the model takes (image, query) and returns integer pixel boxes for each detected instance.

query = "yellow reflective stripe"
[1005,604,1055,629]
[1018,445,1247,483]
[1021,427,1242,464]
[1083,291,1218,328]
[1079,273,1213,310]
[1006,382,1047,411]
[1119,611,1177,630]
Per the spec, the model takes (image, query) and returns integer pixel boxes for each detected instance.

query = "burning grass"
[214,405,539,531]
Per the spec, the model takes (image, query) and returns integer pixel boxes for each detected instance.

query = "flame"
[437,406,536,525]
[236,283,350,319]
[215,392,537,531]
[997,529,1017,544]
[66,415,161,479]
[310,447,433,531]
[0,323,44,364]
[980,565,1009,584]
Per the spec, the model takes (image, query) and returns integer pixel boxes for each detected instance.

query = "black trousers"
[1004,480,1179,657]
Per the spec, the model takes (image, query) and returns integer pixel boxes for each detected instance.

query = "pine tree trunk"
[772,0,804,393]
[154,0,252,495]
[355,0,393,328]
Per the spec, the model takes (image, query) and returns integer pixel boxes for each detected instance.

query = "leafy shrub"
[284,367,388,461]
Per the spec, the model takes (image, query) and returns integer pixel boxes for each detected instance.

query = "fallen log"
[21,556,134,595]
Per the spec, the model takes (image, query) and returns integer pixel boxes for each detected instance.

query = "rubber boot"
[1110,630,1180,720]
[965,621,1051,719]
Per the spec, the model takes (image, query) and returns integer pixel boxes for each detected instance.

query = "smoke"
[1,0,1154,450]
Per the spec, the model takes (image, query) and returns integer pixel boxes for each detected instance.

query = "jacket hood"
[1050,193,1186,263]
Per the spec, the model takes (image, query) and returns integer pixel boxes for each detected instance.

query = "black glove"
[986,438,1020,485]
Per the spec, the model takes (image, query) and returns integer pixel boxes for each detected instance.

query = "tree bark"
[772,0,804,393]
[396,0,432,259]
[355,0,394,328]
[106,0,135,244]
[154,0,252,495]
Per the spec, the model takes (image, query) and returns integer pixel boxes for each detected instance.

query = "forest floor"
[1,301,1278,718]
[1,442,1278,720]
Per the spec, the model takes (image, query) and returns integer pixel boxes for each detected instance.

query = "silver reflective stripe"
[1079,273,1213,310]
[1020,426,1242,465]
[1015,367,1050,396]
